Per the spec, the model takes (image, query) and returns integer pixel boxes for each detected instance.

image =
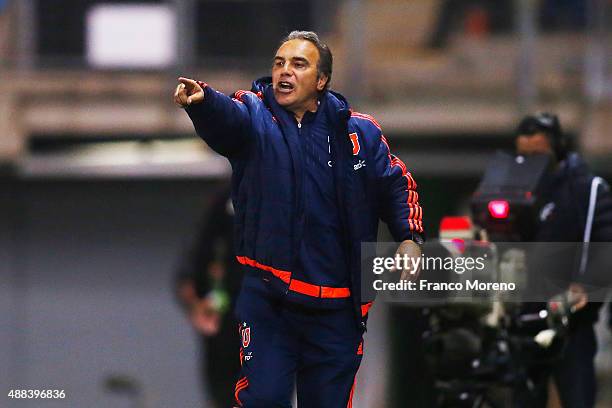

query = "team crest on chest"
[349,132,360,155]
[241,325,251,348]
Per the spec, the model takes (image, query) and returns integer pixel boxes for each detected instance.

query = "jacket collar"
[251,76,351,127]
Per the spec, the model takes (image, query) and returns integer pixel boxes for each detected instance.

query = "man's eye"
[294,63,305,68]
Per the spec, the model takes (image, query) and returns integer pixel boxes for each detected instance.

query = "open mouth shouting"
[277,81,295,94]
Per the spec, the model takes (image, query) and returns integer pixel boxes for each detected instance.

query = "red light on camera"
[488,200,509,219]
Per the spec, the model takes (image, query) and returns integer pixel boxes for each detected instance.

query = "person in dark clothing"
[515,112,612,408]
[174,30,425,407]
[175,188,242,408]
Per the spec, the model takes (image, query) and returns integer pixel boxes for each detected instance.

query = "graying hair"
[280,30,333,91]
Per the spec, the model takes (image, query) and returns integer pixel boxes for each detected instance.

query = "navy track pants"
[233,274,363,408]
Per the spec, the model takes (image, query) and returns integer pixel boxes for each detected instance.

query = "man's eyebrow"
[273,56,310,65]
[291,57,309,65]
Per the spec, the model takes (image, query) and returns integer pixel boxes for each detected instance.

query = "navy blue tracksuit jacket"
[185,77,424,407]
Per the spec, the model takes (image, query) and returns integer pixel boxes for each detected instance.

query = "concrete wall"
[1,178,220,408]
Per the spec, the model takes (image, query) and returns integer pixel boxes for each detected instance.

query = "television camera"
[423,151,582,408]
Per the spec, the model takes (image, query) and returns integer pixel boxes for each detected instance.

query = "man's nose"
[280,62,292,75]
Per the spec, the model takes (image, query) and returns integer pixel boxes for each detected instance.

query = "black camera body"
[425,151,572,407]
[471,151,551,241]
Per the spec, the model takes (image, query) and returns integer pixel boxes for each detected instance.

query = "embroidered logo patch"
[353,159,367,171]
[349,133,360,155]
[241,325,251,348]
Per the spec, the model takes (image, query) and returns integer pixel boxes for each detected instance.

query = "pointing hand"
[173,77,205,107]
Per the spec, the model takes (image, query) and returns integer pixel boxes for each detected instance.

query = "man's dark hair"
[516,112,568,160]
[280,30,333,91]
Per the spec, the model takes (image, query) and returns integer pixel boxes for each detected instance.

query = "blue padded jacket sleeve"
[375,133,425,243]
[184,84,251,157]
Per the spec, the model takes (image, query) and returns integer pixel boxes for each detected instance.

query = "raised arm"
[174,77,251,157]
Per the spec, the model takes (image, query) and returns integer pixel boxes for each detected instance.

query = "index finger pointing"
[178,77,199,89]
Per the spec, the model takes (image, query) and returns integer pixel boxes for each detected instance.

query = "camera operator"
[514,113,612,408]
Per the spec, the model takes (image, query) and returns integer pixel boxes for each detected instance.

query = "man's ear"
[317,74,329,92]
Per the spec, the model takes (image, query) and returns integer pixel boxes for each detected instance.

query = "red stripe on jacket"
[380,135,424,233]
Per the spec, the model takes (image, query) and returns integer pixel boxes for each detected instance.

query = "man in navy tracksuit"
[174,31,424,408]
